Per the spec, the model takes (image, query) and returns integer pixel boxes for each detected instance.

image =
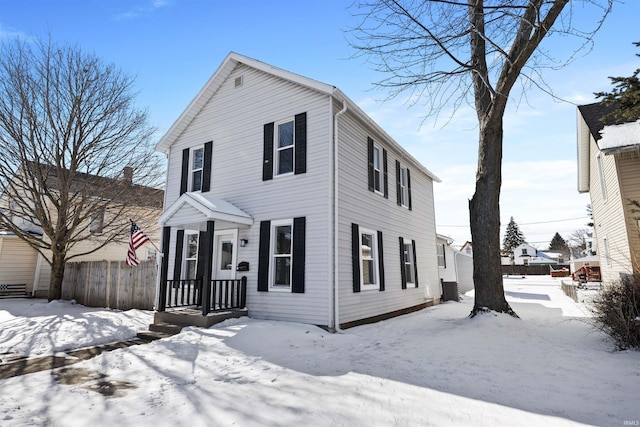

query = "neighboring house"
[0,166,163,298]
[155,52,441,330]
[436,234,473,296]
[460,241,473,256]
[577,102,640,282]
[512,243,566,266]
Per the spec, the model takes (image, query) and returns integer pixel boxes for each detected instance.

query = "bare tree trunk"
[469,116,517,317]
[49,250,66,301]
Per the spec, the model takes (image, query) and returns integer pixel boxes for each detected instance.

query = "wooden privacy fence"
[62,260,157,310]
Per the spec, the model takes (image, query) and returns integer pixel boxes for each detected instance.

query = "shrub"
[591,274,640,350]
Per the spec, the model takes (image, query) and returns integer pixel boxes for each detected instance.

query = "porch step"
[148,322,184,335]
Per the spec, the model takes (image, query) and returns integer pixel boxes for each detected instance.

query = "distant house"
[436,234,473,297]
[154,52,442,330]
[512,243,566,266]
[460,241,473,256]
[577,102,640,282]
[0,165,163,298]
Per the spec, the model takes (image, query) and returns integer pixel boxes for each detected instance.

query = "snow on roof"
[599,120,640,153]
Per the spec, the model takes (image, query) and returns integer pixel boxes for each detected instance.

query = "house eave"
[159,192,253,229]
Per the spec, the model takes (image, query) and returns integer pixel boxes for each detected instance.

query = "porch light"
[240,238,248,247]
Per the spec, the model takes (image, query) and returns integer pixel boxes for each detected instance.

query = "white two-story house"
[155,52,441,330]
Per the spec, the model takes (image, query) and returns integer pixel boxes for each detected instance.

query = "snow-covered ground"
[1,276,638,426]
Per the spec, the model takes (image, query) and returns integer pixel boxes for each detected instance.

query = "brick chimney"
[123,166,133,185]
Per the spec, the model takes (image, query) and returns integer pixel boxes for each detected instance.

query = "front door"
[213,230,237,280]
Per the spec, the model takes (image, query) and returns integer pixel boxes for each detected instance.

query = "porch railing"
[163,277,247,313]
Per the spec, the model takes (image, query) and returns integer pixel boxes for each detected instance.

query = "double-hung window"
[373,145,382,193]
[436,243,446,268]
[276,120,294,176]
[404,241,416,284]
[184,232,199,280]
[271,219,293,289]
[191,146,204,192]
[263,113,307,181]
[395,160,412,209]
[360,228,379,291]
[89,210,104,234]
[399,165,409,207]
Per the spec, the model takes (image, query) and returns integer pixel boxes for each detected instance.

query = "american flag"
[125,220,150,267]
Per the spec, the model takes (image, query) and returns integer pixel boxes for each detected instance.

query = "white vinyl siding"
[0,237,38,292]
[588,135,632,282]
[335,98,439,325]
[163,64,331,325]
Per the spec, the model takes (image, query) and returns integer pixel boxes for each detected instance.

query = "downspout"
[332,98,348,332]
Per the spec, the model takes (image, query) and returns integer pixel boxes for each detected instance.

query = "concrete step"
[136,330,175,342]
[149,322,184,335]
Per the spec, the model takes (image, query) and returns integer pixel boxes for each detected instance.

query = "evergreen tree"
[502,217,525,256]
[548,232,570,256]
[595,41,640,123]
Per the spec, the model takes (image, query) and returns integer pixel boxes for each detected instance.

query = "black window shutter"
[180,148,189,195]
[263,123,274,181]
[412,239,419,287]
[367,137,374,192]
[352,223,361,292]
[399,236,407,289]
[377,230,385,291]
[396,160,402,206]
[202,141,213,193]
[383,149,388,199]
[294,113,307,175]
[441,244,447,269]
[292,217,306,293]
[407,168,412,210]
[173,229,185,280]
[257,220,271,291]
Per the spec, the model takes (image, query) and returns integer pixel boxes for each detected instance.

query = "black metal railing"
[162,277,247,313]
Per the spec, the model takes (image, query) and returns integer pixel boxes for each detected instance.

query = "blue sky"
[2,0,639,247]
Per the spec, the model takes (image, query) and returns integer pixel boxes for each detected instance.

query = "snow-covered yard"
[1,276,638,426]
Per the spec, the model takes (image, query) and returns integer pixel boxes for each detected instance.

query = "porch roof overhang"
[159,192,253,231]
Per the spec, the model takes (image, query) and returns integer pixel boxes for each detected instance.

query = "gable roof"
[159,192,253,230]
[155,52,440,183]
[577,102,618,141]
[22,162,164,210]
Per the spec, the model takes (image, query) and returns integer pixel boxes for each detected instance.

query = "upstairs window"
[276,120,294,176]
[396,160,412,209]
[89,210,104,234]
[263,113,307,181]
[367,138,388,198]
[399,166,409,207]
[522,248,528,255]
[191,146,204,192]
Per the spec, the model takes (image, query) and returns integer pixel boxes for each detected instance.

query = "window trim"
[182,230,199,280]
[269,218,294,291]
[596,153,607,202]
[190,145,204,192]
[359,227,380,291]
[274,118,295,177]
